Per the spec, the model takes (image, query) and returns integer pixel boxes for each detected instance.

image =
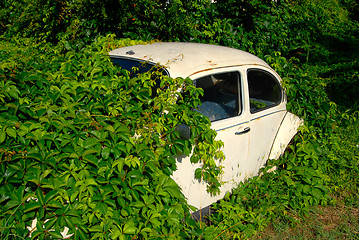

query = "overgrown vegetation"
[1,0,358,239]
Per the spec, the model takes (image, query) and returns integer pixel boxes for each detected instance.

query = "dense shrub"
[1,0,358,239]
[0,37,225,239]
[2,0,357,60]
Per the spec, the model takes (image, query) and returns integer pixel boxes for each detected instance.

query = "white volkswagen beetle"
[109,42,303,210]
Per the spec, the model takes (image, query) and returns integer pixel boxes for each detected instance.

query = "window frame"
[194,70,243,122]
[246,68,283,114]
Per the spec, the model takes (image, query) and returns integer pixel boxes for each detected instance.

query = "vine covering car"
[109,42,303,210]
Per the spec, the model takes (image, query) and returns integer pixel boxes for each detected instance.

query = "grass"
[252,115,359,240]
[253,203,359,239]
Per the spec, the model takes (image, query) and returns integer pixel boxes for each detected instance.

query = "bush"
[1,0,359,238]
[0,37,224,239]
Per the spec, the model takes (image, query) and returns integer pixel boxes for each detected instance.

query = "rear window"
[247,69,282,113]
[111,57,168,77]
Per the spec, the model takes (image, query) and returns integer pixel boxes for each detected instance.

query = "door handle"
[235,127,250,135]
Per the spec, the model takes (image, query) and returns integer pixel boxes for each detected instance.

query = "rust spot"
[189,67,216,77]
[207,60,218,67]
[188,65,245,78]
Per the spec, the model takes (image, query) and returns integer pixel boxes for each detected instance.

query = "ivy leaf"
[85,178,98,186]
[105,125,115,133]
[4,199,20,210]
[36,188,45,206]
[123,220,137,235]
[117,132,130,142]
[49,231,64,239]
[6,127,16,138]
[96,202,108,216]
[111,229,123,239]
[101,146,110,159]
[0,130,6,143]
[47,200,63,209]
[8,85,19,99]
[91,67,102,76]
[194,168,202,179]
[24,201,42,212]
[139,150,155,160]
[83,138,98,149]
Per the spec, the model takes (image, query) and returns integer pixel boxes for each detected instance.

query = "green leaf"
[36,188,45,206]
[117,132,130,142]
[102,146,110,159]
[83,138,98,149]
[0,130,6,143]
[105,125,115,133]
[123,222,136,235]
[83,149,98,156]
[4,199,20,210]
[303,185,310,193]
[64,216,75,229]
[195,168,202,179]
[312,188,323,200]
[47,200,63,209]
[85,178,98,186]
[114,144,127,154]
[89,225,102,232]
[111,229,122,239]
[131,201,145,208]
[140,227,152,233]
[83,154,98,166]
[121,209,128,217]
[96,202,108,215]
[49,231,64,239]
[91,67,102,76]
[8,85,19,99]
[77,228,87,240]
[31,230,43,239]
[127,170,142,179]
[165,186,183,199]
[24,201,42,212]
[36,219,45,231]
[6,127,16,138]
[70,192,78,203]
[139,150,155,160]
[44,190,58,203]
[44,217,57,230]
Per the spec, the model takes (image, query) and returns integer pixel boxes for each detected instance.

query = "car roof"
[108,42,271,78]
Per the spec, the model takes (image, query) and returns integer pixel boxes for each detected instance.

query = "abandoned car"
[109,42,303,210]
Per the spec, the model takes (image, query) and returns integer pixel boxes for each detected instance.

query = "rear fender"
[269,112,303,160]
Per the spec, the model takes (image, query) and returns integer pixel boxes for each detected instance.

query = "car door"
[173,69,250,209]
[243,67,287,176]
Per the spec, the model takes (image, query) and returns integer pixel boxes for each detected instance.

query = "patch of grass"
[254,204,359,239]
[253,116,359,240]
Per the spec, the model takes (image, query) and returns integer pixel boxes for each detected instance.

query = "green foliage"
[0,37,225,239]
[2,0,357,60]
[1,0,67,41]
[1,0,359,239]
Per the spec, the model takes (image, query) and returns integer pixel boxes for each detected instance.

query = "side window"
[195,72,241,121]
[247,69,282,113]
